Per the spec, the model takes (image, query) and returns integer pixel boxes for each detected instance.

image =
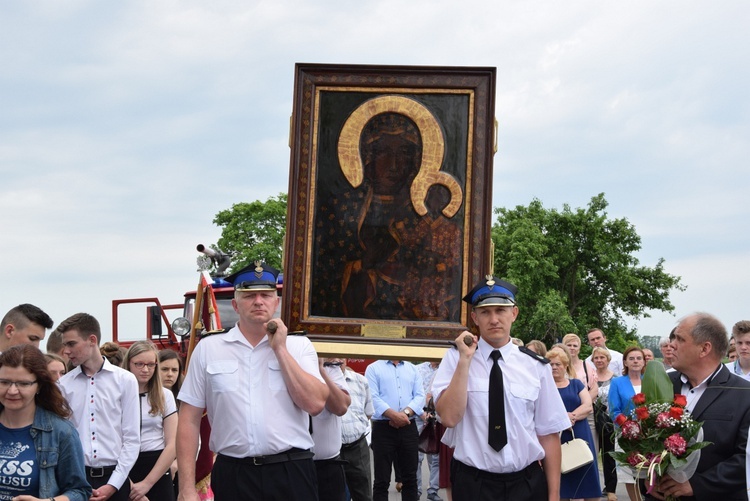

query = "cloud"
[1,1,749,347]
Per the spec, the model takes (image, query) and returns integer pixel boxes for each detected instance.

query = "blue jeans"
[417,451,440,498]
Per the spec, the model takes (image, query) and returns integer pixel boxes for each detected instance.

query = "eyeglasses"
[132,362,157,370]
[0,380,38,389]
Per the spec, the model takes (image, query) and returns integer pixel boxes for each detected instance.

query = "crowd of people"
[2,265,750,501]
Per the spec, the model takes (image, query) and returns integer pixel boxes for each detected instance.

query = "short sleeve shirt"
[0,424,39,499]
[311,365,350,460]
[432,338,569,473]
[139,387,178,452]
[179,325,324,457]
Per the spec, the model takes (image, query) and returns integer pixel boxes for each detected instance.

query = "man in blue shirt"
[365,360,424,501]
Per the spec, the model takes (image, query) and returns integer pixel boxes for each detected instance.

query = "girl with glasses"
[124,341,178,501]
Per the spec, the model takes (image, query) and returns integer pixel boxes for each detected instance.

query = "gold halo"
[337,95,463,218]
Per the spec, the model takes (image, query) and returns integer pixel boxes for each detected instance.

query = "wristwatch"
[404,408,414,417]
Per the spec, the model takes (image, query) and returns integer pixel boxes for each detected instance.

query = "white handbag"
[560,428,594,474]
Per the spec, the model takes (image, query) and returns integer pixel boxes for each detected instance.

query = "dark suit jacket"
[666,365,750,500]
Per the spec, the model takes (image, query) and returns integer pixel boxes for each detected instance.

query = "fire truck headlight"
[172,317,191,337]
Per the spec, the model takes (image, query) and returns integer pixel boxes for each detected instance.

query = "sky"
[2,1,748,349]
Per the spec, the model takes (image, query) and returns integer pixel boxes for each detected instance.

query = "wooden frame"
[283,63,496,354]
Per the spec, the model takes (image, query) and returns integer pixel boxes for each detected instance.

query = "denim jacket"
[30,406,92,501]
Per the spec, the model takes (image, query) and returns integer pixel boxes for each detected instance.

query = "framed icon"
[283,63,496,354]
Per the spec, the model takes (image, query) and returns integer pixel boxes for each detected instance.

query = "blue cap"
[224,262,279,292]
[462,275,517,308]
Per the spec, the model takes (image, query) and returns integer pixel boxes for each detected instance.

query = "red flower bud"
[673,394,687,407]
[615,414,628,426]
[635,406,650,420]
[633,393,646,405]
[669,406,684,419]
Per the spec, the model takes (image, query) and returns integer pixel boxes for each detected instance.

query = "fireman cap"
[225,262,279,292]
[462,275,517,308]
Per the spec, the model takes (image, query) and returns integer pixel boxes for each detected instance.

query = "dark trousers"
[130,449,176,501]
[315,457,347,501]
[371,419,418,501]
[212,452,318,501]
[450,458,547,501]
[340,435,373,501]
[86,467,131,501]
[595,404,617,494]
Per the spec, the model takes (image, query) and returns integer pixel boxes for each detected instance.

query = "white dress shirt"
[432,338,569,474]
[311,365,349,460]
[178,324,324,457]
[139,387,178,452]
[60,357,141,490]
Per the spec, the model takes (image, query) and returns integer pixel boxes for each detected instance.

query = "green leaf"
[642,361,674,404]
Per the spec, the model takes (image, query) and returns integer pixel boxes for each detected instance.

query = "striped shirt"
[341,368,374,445]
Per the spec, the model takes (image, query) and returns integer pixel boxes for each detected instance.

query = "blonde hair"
[562,333,582,347]
[123,341,165,416]
[591,346,611,362]
[547,347,576,378]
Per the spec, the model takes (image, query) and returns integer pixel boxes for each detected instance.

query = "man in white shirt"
[726,320,750,381]
[586,328,624,376]
[177,262,329,501]
[58,313,141,501]
[433,276,569,501]
[312,358,351,501]
[337,359,374,501]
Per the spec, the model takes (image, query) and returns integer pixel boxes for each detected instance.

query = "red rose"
[615,414,628,426]
[635,406,650,420]
[673,394,687,407]
[669,406,684,419]
[633,393,646,405]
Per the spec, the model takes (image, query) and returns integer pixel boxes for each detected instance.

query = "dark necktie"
[488,350,507,451]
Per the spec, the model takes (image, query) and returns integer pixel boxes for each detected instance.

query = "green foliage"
[492,193,684,347]
[213,193,287,272]
[641,361,674,404]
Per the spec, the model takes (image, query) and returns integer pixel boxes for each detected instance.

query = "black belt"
[219,448,314,466]
[341,433,367,449]
[86,465,117,478]
[314,454,348,466]
[454,458,541,481]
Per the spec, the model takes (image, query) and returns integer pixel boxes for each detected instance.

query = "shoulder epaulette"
[200,327,231,339]
[519,346,550,364]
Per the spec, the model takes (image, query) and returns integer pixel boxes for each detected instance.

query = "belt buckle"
[253,456,262,466]
[89,467,105,478]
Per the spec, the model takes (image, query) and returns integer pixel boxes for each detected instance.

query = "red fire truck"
[111,244,375,373]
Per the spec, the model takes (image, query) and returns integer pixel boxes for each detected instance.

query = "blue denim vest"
[29,406,92,501]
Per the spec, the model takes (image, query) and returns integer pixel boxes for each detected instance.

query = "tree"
[491,193,684,352]
[213,193,287,272]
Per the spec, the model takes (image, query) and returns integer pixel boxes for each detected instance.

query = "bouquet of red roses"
[611,361,711,500]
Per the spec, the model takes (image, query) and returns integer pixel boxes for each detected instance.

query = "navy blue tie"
[489,350,507,451]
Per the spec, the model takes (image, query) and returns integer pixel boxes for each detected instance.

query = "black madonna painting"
[284,64,496,341]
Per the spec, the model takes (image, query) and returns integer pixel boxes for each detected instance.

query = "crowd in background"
[1,300,748,501]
